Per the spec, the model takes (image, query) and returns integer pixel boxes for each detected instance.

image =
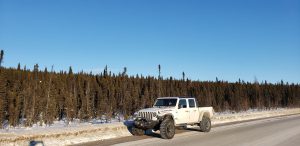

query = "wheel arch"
[198,111,212,122]
[162,114,174,121]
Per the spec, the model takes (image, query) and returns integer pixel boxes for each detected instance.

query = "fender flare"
[198,111,212,123]
[163,114,174,121]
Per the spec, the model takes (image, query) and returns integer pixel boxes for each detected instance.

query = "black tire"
[131,127,144,136]
[199,116,211,132]
[160,118,175,139]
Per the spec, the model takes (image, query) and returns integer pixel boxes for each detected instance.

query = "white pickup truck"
[132,97,214,139]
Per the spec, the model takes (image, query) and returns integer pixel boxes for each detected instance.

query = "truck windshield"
[154,99,177,107]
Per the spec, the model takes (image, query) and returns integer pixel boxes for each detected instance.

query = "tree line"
[0,50,299,128]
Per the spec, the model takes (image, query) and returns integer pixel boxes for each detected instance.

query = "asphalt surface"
[74,115,300,146]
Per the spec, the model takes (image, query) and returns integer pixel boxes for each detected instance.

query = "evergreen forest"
[0,50,299,128]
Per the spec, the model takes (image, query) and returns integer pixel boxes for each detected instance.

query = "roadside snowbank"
[1,108,299,146]
[211,108,300,125]
[0,122,131,146]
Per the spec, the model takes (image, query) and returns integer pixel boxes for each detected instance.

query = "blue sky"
[0,0,299,83]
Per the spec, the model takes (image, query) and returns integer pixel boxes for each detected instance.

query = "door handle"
[193,110,197,112]
[185,111,189,112]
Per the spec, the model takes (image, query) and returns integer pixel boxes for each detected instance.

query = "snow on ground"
[211,108,300,125]
[1,108,300,146]
[0,119,132,146]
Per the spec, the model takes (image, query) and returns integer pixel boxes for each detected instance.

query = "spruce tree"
[0,50,4,67]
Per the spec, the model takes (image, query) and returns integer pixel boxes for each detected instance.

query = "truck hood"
[138,107,176,113]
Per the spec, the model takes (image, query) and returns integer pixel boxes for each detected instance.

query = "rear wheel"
[132,127,144,136]
[160,118,175,139]
[199,116,211,132]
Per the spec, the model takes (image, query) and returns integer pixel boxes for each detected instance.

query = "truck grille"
[138,112,156,120]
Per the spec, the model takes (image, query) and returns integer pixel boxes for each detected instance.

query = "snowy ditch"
[1,108,300,146]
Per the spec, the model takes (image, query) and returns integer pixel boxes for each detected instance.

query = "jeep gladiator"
[132,97,213,139]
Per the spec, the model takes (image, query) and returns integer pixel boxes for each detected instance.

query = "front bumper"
[134,117,159,130]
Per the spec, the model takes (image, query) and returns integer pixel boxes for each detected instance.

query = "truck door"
[188,99,198,123]
[176,99,189,124]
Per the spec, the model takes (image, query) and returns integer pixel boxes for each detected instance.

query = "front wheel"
[160,118,175,139]
[132,127,144,136]
[199,116,211,132]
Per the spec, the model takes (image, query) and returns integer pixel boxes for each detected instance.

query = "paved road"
[75,115,300,146]
[114,115,300,146]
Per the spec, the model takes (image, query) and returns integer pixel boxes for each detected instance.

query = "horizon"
[1,55,298,85]
[1,0,300,84]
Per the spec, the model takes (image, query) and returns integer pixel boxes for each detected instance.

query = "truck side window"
[179,99,187,108]
[188,99,195,108]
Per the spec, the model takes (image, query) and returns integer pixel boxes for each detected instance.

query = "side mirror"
[178,104,183,109]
